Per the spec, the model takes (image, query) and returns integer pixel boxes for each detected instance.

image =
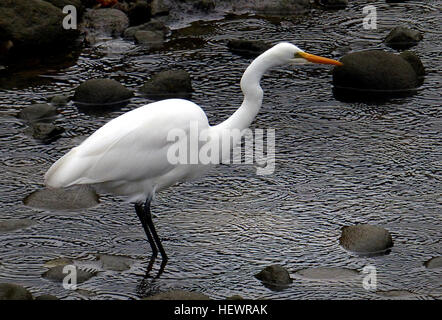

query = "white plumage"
[44,42,342,269]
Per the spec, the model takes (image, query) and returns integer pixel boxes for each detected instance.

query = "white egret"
[45,42,342,272]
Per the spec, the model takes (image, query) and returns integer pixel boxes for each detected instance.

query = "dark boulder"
[128,0,152,26]
[385,26,423,50]
[314,0,348,9]
[140,70,193,100]
[255,264,292,288]
[227,40,272,58]
[18,104,57,123]
[0,0,79,62]
[73,78,133,106]
[332,50,423,100]
[0,283,33,300]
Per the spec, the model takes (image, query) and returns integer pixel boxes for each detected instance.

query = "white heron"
[45,42,342,273]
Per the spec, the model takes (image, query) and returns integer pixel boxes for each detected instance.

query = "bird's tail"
[44,148,89,188]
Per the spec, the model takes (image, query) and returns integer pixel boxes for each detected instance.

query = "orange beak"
[299,51,343,66]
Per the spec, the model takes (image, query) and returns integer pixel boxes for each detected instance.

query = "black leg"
[135,203,158,257]
[143,199,168,262]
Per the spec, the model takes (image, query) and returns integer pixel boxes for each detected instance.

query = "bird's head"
[270,42,343,67]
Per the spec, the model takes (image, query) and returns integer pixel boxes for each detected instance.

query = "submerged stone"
[0,219,35,232]
[294,267,360,280]
[96,254,134,272]
[255,264,292,286]
[0,283,33,300]
[339,224,393,255]
[424,256,442,269]
[144,289,211,300]
[332,50,423,100]
[23,186,99,211]
[42,265,97,284]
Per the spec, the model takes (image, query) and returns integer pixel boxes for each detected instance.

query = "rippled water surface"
[0,1,440,299]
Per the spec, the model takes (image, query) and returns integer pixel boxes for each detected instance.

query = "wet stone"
[42,265,97,284]
[18,104,57,123]
[0,219,35,232]
[255,264,292,286]
[294,267,360,280]
[73,78,133,106]
[424,256,442,269]
[0,283,33,300]
[35,294,58,300]
[339,224,393,255]
[144,289,211,300]
[140,69,193,100]
[44,257,74,268]
[24,186,99,211]
[96,254,134,272]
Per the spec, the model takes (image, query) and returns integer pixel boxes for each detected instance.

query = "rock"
[128,0,151,26]
[18,104,57,123]
[140,69,193,100]
[0,283,33,300]
[386,0,410,3]
[81,8,129,42]
[252,0,310,16]
[294,267,360,280]
[124,20,170,39]
[134,30,164,49]
[332,50,422,100]
[315,0,348,9]
[226,295,244,300]
[42,265,97,284]
[0,0,79,61]
[399,50,425,82]
[96,254,134,272]
[44,257,74,268]
[255,265,292,286]
[27,122,65,142]
[23,186,99,211]
[227,39,272,58]
[144,290,211,300]
[35,294,58,300]
[151,0,170,16]
[193,0,216,12]
[339,224,393,254]
[424,257,442,269]
[50,95,70,107]
[385,26,423,50]
[376,290,419,299]
[0,219,35,232]
[44,0,85,16]
[73,78,133,106]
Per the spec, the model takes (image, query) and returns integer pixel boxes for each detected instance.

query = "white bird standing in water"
[45,43,342,273]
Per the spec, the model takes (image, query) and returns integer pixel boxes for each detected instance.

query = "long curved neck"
[214,53,275,132]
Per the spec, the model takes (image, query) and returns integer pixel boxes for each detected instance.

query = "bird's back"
[45,99,210,201]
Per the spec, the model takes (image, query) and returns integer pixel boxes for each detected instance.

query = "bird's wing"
[45,99,209,188]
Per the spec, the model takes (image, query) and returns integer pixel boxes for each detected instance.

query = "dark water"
[0,1,440,299]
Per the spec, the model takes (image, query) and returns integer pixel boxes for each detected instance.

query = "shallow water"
[0,1,440,299]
